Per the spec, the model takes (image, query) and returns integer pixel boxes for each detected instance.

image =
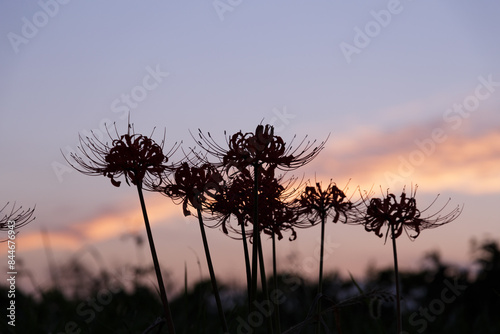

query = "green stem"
[196,207,228,333]
[136,183,176,334]
[390,223,402,334]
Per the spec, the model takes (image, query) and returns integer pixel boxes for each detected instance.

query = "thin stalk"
[272,232,281,334]
[183,262,188,334]
[251,163,273,333]
[136,183,175,334]
[240,217,252,309]
[250,163,260,305]
[390,223,402,334]
[257,233,274,334]
[316,213,326,334]
[196,207,228,333]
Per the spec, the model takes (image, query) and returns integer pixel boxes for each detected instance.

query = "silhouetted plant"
[294,180,354,333]
[64,122,177,334]
[206,169,253,304]
[154,161,228,333]
[195,124,327,333]
[0,202,36,239]
[195,124,326,173]
[56,118,481,334]
[357,185,462,334]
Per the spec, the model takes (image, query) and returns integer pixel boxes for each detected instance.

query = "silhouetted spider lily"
[154,161,228,333]
[67,123,174,188]
[1,203,36,241]
[363,187,461,243]
[195,124,327,173]
[211,170,298,246]
[64,122,177,334]
[295,181,354,227]
[160,162,223,217]
[294,180,354,334]
[358,185,462,334]
[258,169,299,241]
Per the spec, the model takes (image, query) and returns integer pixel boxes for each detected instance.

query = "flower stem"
[136,183,175,334]
[250,163,274,334]
[196,207,228,333]
[250,163,260,305]
[257,233,274,334]
[272,232,281,334]
[390,223,402,334]
[240,217,252,310]
[316,213,326,334]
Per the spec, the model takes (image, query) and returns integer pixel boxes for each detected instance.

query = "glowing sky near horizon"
[1,0,500,294]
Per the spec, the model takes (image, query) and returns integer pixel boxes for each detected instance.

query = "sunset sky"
[1,1,499,295]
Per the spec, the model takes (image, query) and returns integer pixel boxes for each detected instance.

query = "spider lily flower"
[66,123,177,188]
[0,202,35,233]
[257,169,299,241]
[158,161,223,217]
[362,186,462,243]
[295,180,354,227]
[194,124,327,173]
[208,172,251,236]
[261,200,298,242]
[209,167,298,240]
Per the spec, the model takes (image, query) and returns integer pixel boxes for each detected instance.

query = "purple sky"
[1,0,499,295]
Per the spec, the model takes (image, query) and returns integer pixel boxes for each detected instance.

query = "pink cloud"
[12,195,181,252]
[309,123,500,194]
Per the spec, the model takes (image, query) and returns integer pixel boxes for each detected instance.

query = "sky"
[1,0,500,296]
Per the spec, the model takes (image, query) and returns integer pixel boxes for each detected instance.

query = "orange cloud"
[309,124,500,194]
[72,195,180,241]
[8,195,182,253]
[14,230,83,252]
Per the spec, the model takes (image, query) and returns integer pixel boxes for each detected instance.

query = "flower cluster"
[65,121,463,334]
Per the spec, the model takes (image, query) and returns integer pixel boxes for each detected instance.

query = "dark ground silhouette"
[1,238,499,334]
